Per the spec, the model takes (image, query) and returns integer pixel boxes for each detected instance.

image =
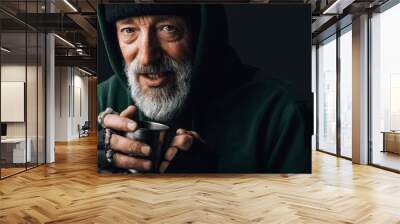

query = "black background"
[97,4,311,104]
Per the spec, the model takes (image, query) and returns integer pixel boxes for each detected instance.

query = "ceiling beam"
[67,13,97,39]
[322,0,356,14]
[55,55,96,71]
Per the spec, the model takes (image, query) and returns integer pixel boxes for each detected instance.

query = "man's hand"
[159,129,203,173]
[103,105,152,171]
[103,105,203,173]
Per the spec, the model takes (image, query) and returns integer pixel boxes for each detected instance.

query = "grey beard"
[124,56,192,122]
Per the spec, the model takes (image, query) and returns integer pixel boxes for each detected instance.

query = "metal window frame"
[315,23,353,161]
[0,0,47,180]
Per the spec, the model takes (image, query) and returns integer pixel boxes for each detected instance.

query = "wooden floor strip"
[0,135,400,223]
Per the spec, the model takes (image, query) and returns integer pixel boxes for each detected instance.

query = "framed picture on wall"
[96,3,312,174]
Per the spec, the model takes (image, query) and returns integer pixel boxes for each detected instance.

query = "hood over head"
[98,4,255,103]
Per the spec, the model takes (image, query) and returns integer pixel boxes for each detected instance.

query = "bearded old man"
[97,4,311,173]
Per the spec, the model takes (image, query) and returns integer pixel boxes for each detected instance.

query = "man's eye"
[158,25,182,41]
[121,27,137,35]
[160,25,178,33]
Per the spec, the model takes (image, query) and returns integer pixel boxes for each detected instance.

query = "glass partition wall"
[317,35,337,155]
[0,1,46,179]
[370,2,400,171]
[316,26,353,159]
[316,0,400,172]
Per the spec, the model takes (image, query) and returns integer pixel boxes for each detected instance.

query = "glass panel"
[0,11,28,177]
[371,4,400,171]
[339,29,352,158]
[26,0,39,169]
[0,1,46,178]
[318,36,337,154]
[312,45,317,150]
[27,31,38,169]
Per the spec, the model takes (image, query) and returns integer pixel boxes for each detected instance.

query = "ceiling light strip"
[78,67,92,76]
[54,34,75,48]
[322,0,356,15]
[323,0,343,14]
[63,0,78,12]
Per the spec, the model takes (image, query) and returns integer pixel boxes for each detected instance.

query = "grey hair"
[124,55,192,121]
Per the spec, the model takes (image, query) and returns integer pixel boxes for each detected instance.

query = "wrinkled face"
[116,15,193,121]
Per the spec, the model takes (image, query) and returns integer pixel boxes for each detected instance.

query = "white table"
[1,138,32,163]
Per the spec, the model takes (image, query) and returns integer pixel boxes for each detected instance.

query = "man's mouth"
[138,71,174,87]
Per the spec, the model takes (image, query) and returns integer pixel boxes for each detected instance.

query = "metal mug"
[125,121,170,173]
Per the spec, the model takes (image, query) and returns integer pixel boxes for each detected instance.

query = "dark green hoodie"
[97,4,311,173]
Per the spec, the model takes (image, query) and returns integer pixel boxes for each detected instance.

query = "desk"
[381,131,400,154]
[1,138,32,163]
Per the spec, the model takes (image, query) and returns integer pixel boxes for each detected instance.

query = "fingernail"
[127,122,136,131]
[141,145,151,155]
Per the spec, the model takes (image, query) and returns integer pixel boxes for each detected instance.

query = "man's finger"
[120,105,137,118]
[176,128,187,135]
[110,134,150,156]
[176,129,204,143]
[103,114,137,132]
[164,147,178,161]
[113,152,152,171]
[159,161,170,173]
[170,134,193,151]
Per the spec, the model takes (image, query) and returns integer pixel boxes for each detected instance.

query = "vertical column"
[352,14,369,164]
[46,0,55,163]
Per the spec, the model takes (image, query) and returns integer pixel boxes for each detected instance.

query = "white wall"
[54,67,89,141]
[55,67,68,141]
[72,72,89,138]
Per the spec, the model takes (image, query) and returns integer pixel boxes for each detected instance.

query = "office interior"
[0,0,97,178]
[0,0,399,222]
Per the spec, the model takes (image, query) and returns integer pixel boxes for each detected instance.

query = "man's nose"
[138,30,160,66]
